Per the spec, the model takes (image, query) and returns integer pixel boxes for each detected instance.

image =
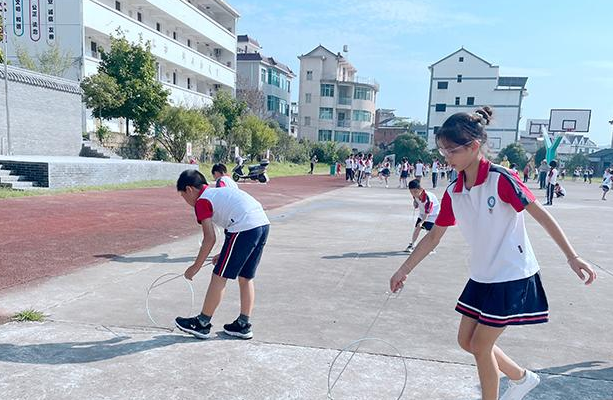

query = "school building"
[426,48,528,153]
[4,0,239,133]
[297,45,379,152]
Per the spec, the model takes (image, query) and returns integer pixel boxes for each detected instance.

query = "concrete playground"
[0,177,611,399]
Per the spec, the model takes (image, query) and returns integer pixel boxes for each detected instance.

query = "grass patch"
[0,180,174,199]
[12,309,45,322]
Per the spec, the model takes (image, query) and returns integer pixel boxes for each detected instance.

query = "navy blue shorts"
[213,225,269,280]
[415,218,434,231]
[455,272,549,328]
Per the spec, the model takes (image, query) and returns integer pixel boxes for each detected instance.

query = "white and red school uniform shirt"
[195,186,270,232]
[435,159,539,283]
[345,158,353,169]
[546,168,558,186]
[415,190,440,223]
[415,163,424,177]
[364,159,373,173]
[357,159,365,171]
[432,161,439,173]
[215,176,238,189]
[603,175,612,189]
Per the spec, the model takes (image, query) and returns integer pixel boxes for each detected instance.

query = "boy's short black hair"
[211,163,227,175]
[408,179,422,190]
[177,169,207,191]
[549,160,558,168]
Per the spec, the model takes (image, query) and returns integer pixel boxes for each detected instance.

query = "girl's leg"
[470,324,505,400]
[458,316,524,380]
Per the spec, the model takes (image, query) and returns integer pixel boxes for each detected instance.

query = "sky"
[231,0,613,147]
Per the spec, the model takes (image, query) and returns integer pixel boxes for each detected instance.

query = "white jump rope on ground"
[145,261,213,329]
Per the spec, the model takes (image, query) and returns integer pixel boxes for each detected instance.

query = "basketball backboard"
[548,109,591,132]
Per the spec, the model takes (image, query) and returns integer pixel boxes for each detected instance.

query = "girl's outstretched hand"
[569,257,596,285]
[390,269,407,293]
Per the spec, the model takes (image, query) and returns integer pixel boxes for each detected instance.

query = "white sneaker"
[403,245,414,253]
[500,370,540,400]
[429,250,436,255]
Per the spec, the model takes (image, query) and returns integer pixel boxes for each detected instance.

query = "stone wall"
[0,66,83,156]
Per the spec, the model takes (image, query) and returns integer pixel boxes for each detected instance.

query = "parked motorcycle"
[232,159,270,183]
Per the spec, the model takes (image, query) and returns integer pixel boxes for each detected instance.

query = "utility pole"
[1,2,11,155]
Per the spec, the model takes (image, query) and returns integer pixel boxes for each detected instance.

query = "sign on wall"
[29,0,40,42]
[45,0,54,44]
[12,0,24,36]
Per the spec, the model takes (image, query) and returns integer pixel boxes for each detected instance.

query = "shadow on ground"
[322,251,408,259]
[94,253,196,264]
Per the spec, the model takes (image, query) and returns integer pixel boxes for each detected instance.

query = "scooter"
[232,159,270,183]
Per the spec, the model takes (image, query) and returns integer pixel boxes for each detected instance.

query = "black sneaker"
[223,319,253,339]
[175,316,211,339]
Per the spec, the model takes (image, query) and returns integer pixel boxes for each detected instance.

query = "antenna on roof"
[343,45,348,53]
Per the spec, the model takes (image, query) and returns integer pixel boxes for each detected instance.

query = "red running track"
[0,174,349,291]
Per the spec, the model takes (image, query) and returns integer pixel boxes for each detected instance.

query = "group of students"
[344,153,375,187]
[172,106,597,400]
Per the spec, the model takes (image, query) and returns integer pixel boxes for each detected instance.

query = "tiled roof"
[0,65,82,94]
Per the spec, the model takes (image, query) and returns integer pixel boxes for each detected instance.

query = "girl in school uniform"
[390,106,596,400]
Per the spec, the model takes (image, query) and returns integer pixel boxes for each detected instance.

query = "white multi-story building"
[5,0,239,132]
[297,45,378,152]
[236,35,295,134]
[427,48,528,152]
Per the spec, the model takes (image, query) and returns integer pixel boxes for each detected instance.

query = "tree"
[565,153,590,172]
[81,73,126,121]
[391,133,431,164]
[93,32,169,135]
[208,90,248,159]
[15,43,75,77]
[236,76,266,118]
[496,142,528,168]
[535,145,546,166]
[242,115,278,158]
[154,105,212,162]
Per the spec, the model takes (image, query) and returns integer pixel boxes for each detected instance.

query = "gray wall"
[0,66,83,156]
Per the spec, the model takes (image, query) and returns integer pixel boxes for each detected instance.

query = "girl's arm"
[390,225,447,292]
[525,201,596,285]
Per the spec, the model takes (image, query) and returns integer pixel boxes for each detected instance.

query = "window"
[187,39,191,48]
[354,87,372,100]
[318,130,333,141]
[156,22,161,32]
[319,107,333,120]
[305,93,311,103]
[306,70,313,80]
[457,74,463,82]
[455,97,460,105]
[267,95,284,113]
[115,1,121,11]
[435,104,446,112]
[137,12,142,22]
[334,131,350,143]
[351,132,371,144]
[467,97,475,106]
[172,72,177,85]
[260,68,266,83]
[90,41,98,57]
[173,32,177,40]
[437,81,448,89]
[187,78,191,90]
[268,68,280,87]
[459,56,464,62]
[352,110,372,122]
[304,116,311,126]
[320,84,335,97]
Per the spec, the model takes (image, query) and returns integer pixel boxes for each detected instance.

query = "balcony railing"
[338,97,352,105]
[337,120,351,128]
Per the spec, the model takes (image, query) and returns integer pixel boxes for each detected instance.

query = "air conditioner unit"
[213,48,222,58]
